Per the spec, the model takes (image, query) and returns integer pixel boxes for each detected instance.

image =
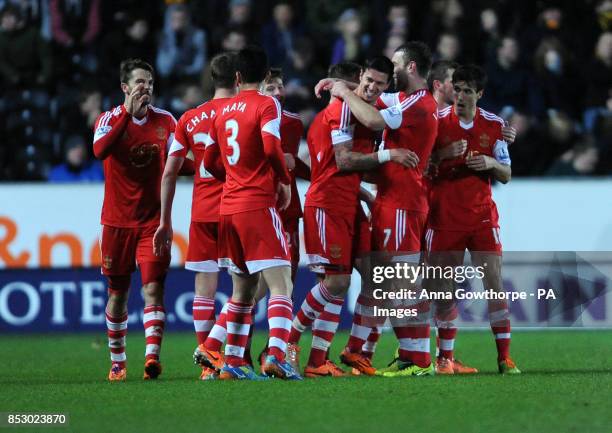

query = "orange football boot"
[108,363,127,381]
[339,348,376,376]
[435,357,455,374]
[304,360,346,378]
[143,359,162,380]
[453,359,478,374]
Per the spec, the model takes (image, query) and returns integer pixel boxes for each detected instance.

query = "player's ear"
[235,71,242,86]
[477,89,484,100]
[120,82,129,95]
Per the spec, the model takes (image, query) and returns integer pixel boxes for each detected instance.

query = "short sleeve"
[329,101,353,145]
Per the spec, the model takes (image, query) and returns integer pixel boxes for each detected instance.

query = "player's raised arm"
[92,107,129,160]
[330,81,387,131]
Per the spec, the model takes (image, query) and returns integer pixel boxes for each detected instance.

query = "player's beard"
[394,72,408,92]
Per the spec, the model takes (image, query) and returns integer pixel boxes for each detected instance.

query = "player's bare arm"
[330,82,386,131]
[466,154,512,183]
[284,153,296,170]
[276,182,291,211]
[334,141,419,171]
[314,77,359,98]
[153,155,184,256]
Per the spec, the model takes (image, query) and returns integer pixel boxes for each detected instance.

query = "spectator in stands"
[330,8,371,64]
[435,32,461,62]
[48,134,103,182]
[156,4,206,88]
[533,37,579,119]
[49,0,101,81]
[221,27,246,52]
[583,31,612,132]
[261,2,303,67]
[100,14,156,91]
[211,0,257,51]
[168,82,205,117]
[546,141,600,176]
[482,36,541,117]
[0,0,51,38]
[0,4,52,89]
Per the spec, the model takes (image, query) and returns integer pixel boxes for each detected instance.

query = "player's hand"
[330,81,352,99]
[153,224,172,256]
[501,123,517,144]
[277,182,291,211]
[284,153,296,171]
[438,139,467,161]
[314,78,336,98]
[358,187,376,213]
[390,148,420,168]
[125,84,147,115]
[466,154,497,171]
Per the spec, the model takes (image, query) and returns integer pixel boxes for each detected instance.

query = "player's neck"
[239,83,260,92]
[455,104,476,123]
[213,88,236,99]
[407,77,427,94]
[434,94,450,110]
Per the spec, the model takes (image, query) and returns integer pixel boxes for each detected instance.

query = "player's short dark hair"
[235,45,269,84]
[427,60,459,91]
[120,58,154,83]
[210,52,236,89]
[363,56,394,83]
[452,64,488,92]
[395,41,433,78]
[264,67,283,83]
[328,62,362,83]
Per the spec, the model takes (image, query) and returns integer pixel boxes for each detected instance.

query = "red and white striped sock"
[362,326,382,359]
[437,327,457,360]
[205,302,228,352]
[288,281,335,344]
[489,300,511,361]
[143,305,165,361]
[224,300,252,367]
[347,293,379,353]
[435,303,458,359]
[106,308,127,367]
[193,295,215,346]
[308,295,344,367]
[392,300,431,367]
[267,295,293,361]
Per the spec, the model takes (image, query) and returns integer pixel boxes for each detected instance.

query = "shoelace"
[387,357,399,367]
[111,364,123,373]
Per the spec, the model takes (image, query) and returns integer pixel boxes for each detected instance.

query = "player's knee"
[140,262,167,286]
[107,275,130,297]
[324,274,351,295]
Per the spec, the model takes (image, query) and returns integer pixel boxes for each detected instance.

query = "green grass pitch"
[1,330,611,433]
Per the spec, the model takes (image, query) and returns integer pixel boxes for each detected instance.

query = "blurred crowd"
[0,0,610,181]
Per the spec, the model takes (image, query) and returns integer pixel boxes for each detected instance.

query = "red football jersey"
[428,106,510,231]
[305,98,375,215]
[208,89,289,215]
[279,110,304,220]
[170,98,230,222]
[375,89,439,213]
[93,105,176,227]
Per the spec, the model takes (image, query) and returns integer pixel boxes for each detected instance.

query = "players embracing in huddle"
[97,39,520,381]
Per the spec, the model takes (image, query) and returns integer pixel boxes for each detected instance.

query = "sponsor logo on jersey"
[129,143,160,168]
[156,126,167,140]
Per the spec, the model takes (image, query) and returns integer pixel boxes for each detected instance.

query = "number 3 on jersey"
[225,119,240,165]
